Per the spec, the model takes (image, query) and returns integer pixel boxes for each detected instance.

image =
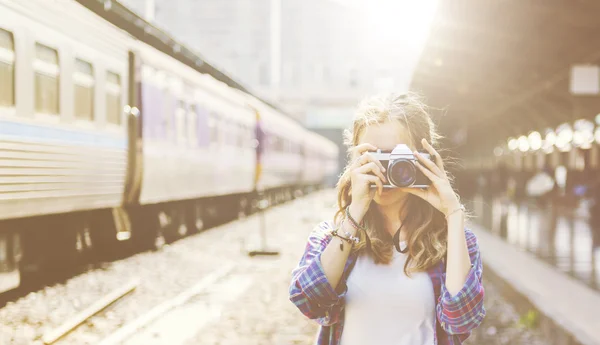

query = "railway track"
[0,190,333,345]
[40,264,243,345]
[97,265,237,345]
[42,281,138,345]
[0,192,279,306]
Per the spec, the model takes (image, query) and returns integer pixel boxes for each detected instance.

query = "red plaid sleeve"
[436,228,486,336]
[289,221,346,326]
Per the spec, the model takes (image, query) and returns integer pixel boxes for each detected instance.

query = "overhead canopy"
[410,1,600,156]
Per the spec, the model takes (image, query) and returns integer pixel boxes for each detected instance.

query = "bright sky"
[363,0,438,47]
[338,0,440,91]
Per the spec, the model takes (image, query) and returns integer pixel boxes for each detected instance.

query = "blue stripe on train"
[0,120,128,149]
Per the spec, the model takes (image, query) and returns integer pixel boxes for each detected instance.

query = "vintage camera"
[368,144,434,188]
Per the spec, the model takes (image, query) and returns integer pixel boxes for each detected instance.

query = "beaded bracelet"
[344,206,372,252]
[331,224,360,251]
[345,206,367,233]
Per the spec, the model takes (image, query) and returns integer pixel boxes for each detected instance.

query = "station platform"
[468,196,600,345]
[470,196,600,291]
[470,221,600,345]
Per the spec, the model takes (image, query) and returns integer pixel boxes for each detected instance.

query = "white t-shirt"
[340,241,436,345]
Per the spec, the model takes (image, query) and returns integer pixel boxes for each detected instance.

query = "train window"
[106,71,121,125]
[238,124,248,147]
[0,28,15,108]
[225,121,233,146]
[237,124,245,147]
[248,125,255,147]
[74,59,94,121]
[220,120,229,146]
[225,121,235,146]
[265,132,272,150]
[270,134,276,151]
[209,112,219,144]
[160,88,175,142]
[244,125,251,147]
[175,100,186,145]
[187,105,198,147]
[230,122,239,147]
[269,133,276,151]
[220,120,228,146]
[34,43,60,115]
[238,123,245,147]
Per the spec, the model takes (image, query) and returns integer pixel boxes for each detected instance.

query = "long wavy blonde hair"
[335,92,449,275]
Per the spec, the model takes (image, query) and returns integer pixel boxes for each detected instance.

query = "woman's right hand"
[348,143,387,220]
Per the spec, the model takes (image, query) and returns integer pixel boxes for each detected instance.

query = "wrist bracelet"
[331,223,360,251]
[344,206,373,253]
[445,204,465,219]
[345,206,366,232]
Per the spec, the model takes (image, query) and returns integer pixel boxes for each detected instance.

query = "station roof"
[410,0,600,156]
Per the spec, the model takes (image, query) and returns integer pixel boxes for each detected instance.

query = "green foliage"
[518,309,539,329]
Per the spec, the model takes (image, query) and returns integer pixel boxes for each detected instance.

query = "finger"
[366,175,383,195]
[351,147,379,169]
[414,150,443,178]
[421,138,445,174]
[356,162,387,183]
[360,152,386,173]
[358,162,386,183]
[353,143,378,156]
[415,161,440,183]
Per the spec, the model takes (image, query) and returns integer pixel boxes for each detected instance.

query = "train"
[0,0,339,293]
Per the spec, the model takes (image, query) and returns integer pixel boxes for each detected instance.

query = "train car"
[0,0,132,291]
[248,97,305,197]
[301,130,339,187]
[0,0,339,293]
[128,40,259,244]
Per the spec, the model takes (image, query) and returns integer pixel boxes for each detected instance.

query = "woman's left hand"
[401,138,461,216]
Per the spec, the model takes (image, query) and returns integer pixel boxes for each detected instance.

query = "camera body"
[368,144,434,188]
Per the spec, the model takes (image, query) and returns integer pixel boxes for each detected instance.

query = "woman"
[289,92,485,345]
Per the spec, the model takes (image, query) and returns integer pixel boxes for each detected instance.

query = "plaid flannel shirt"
[289,221,485,345]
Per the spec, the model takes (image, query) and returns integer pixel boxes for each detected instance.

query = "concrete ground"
[184,190,548,345]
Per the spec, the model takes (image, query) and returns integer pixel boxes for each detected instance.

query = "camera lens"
[388,159,416,187]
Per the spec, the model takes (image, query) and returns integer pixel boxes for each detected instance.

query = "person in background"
[253,108,265,189]
[289,92,485,345]
[588,171,600,249]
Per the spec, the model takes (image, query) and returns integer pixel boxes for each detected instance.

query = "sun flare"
[363,0,439,49]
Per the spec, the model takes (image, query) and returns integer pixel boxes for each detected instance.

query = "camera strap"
[392,224,409,254]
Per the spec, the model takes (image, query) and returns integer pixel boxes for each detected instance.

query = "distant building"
[119,0,410,127]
